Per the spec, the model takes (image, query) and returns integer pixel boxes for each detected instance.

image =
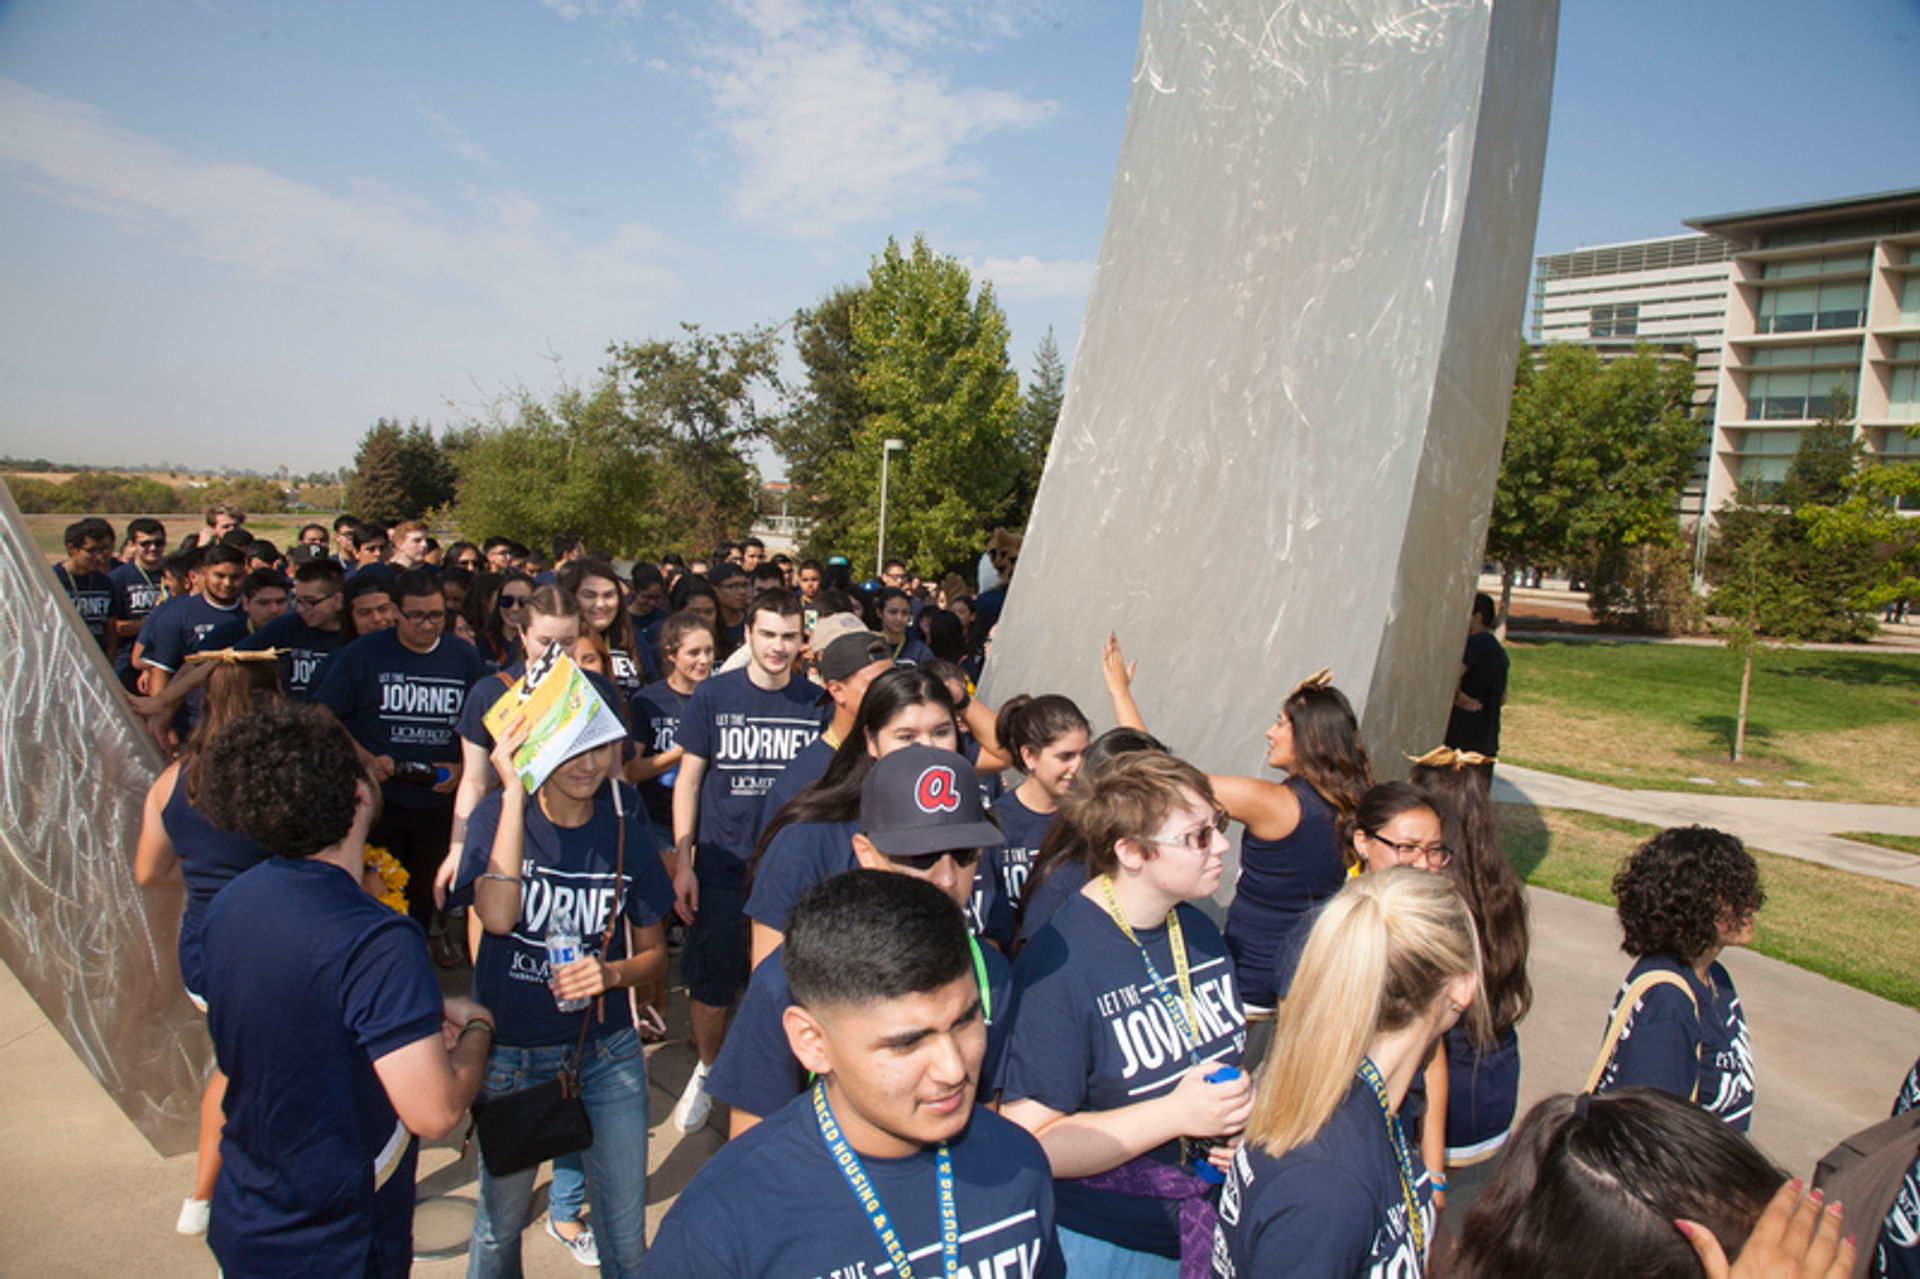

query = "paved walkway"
[1492,763,1920,887]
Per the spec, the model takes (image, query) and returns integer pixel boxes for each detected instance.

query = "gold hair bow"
[1289,667,1333,697]
[1405,746,1496,770]
[183,647,285,666]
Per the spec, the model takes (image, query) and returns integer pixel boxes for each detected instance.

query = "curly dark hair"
[198,702,365,859]
[1612,826,1764,964]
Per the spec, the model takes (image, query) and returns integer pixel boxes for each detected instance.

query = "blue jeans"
[549,1152,586,1223]
[468,1027,650,1279]
[1057,1226,1180,1279]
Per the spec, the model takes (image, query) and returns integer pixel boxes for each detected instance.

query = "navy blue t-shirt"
[1443,1023,1521,1161]
[644,1092,1064,1279]
[52,562,125,650]
[313,630,487,811]
[678,669,821,886]
[454,782,673,1047]
[1002,891,1246,1255]
[202,857,443,1279]
[744,820,859,932]
[1017,858,1087,947]
[141,593,244,673]
[110,562,167,656]
[1595,954,1753,1132]
[193,615,254,653]
[162,764,271,997]
[754,732,837,839]
[628,679,697,827]
[708,938,1016,1121]
[234,613,343,701]
[1225,779,1345,1009]
[1213,1077,1434,1279]
[1880,1057,1920,1279]
[990,789,1053,912]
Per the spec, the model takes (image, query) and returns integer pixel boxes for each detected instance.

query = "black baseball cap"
[817,628,892,684]
[860,746,1005,858]
[707,562,747,585]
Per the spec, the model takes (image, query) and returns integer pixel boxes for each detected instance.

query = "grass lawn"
[1500,639,1920,807]
[1833,831,1920,858]
[22,513,323,560]
[1498,803,1920,1010]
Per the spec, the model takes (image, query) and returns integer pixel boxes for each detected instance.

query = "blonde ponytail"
[1247,867,1488,1157]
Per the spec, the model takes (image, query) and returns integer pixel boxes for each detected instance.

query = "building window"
[1756,280,1864,333]
[1591,302,1639,338]
[1891,365,1920,420]
[1747,370,1857,421]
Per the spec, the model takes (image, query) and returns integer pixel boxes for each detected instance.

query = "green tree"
[398,421,458,518]
[772,284,874,548]
[200,475,289,514]
[449,377,667,555]
[811,235,1021,576]
[1009,327,1064,530]
[346,419,412,526]
[1486,341,1702,626]
[606,323,781,552]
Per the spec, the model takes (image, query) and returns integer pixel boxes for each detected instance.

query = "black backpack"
[1811,1107,1920,1279]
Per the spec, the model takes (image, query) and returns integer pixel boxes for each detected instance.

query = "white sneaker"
[671,1063,711,1134]
[545,1217,599,1268]
[176,1197,211,1236]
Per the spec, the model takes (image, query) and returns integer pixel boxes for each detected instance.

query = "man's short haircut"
[394,568,443,604]
[741,536,765,552]
[128,517,166,540]
[552,532,583,560]
[219,528,254,551]
[483,535,513,554]
[203,545,247,571]
[205,502,245,525]
[245,539,279,562]
[749,563,785,589]
[747,587,804,628]
[169,544,209,577]
[882,558,907,574]
[293,559,346,589]
[507,540,530,558]
[241,568,289,599]
[64,517,114,549]
[784,870,972,1011]
[299,523,328,541]
[333,513,361,533]
[392,519,428,539]
[799,558,822,574]
[343,574,393,607]
[198,703,363,858]
[660,551,686,569]
[1472,592,1497,628]
[350,524,387,551]
[630,561,664,591]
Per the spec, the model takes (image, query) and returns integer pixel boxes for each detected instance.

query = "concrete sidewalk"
[6,882,1918,1276]
[1493,763,1920,887]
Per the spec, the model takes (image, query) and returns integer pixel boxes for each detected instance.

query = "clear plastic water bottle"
[546,924,589,1012]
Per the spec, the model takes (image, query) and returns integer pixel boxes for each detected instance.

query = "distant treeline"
[4,472,291,516]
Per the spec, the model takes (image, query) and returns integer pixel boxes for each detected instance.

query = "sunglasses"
[1143,808,1231,854]
[885,848,983,873]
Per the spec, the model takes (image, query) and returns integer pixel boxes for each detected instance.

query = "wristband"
[459,1017,495,1040]
[1430,1173,1449,1191]
[479,873,522,884]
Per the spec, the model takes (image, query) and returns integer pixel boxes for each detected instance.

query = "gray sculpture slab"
[0,484,206,1155]
[981,0,1557,862]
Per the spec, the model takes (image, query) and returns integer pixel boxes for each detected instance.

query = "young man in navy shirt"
[754,621,892,839]
[196,701,492,1279]
[647,869,1063,1279]
[235,558,346,699]
[51,517,126,662]
[315,568,486,924]
[195,569,290,651]
[710,747,1017,1137]
[140,544,247,700]
[670,588,817,1133]
[110,518,169,687]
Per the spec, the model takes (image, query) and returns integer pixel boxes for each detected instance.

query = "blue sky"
[1,0,1915,477]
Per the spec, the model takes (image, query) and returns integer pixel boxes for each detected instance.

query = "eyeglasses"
[400,609,445,625]
[1143,809,1230,854]
[1365,833,1453,868]
[294,592,340,609]
[886,848,983,873]
[499,596,531,610]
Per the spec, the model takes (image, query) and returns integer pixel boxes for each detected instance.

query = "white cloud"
[685,1,1059,239]
[0,77,678,316]
[537,0,645,22]
[418,107,496,166]
[966,253,1095,300]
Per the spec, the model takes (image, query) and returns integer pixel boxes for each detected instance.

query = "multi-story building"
[1529,233,1733,521]
[1686,187,1920,514]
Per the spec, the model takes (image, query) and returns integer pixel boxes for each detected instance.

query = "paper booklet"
[481,642,628,793]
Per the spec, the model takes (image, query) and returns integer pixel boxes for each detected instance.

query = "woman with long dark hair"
[1104,634,1373,1018]
[742,666,963,966]
[134,653,281,1235]
[875,585,934,664]
[559,556,646,701]
[986,694,1090,938]
[1408,747,1532,1224]
[476,573,534,671]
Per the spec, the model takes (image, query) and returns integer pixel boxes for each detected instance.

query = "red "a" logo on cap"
[915,765,961,814]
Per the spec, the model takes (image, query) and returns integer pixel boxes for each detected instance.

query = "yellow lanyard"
[1095,876,1199,1056]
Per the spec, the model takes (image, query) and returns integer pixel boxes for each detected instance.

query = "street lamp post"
[877,438,904,578]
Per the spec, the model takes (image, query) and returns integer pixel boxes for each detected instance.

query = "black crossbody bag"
[468,787,628,1177]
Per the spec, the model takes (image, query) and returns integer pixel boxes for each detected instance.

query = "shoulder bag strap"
[1583,970,1700,1096]
[564,781,630,1081]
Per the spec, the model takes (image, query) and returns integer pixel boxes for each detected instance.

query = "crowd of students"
[37,505,1913,1278]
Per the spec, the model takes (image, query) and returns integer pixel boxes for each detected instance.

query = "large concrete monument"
[0,485,204,1154]
[982,0,1558,803]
